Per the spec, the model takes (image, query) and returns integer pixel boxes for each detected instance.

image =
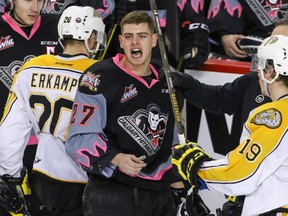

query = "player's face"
[119,23,157,69]
[13,0,44,26]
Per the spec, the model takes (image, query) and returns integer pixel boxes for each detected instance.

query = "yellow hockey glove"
[0,168,31,216]
[172,142,212,188]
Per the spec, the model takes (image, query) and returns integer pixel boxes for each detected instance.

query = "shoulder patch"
[251,108,282,128]
[79,71,101,94]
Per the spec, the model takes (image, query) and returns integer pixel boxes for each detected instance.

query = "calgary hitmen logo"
[118,104,168,156]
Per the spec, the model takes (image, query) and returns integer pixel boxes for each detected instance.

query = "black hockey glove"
[0,168,31,216]
[236,36,263,55]
[171,187,187,209]
[181,23,210,69]
[172,142,212,188]
[159,66,194,90]
[114,0,137,23]
[216,196,244,216]
[177,189,211,216]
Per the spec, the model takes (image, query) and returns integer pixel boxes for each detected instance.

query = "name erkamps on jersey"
[0,35,14,51]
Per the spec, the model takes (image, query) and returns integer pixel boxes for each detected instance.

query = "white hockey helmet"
[256,35,288,84]
[58,6,106,56]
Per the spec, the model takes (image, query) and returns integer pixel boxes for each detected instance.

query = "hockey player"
[0,0,62,119]
[95,0,209,69]
[172,34,288,215]
[65,10,182,216]
[0,5,106,216]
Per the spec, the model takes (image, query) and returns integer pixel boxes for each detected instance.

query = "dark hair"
[274,19,288,28]
[120,10,155,34]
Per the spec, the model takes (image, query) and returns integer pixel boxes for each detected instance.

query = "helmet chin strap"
[260,69,275,98]
[263,81,270,97]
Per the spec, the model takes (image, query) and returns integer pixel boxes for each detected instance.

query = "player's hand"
[159,65,196,92]
[177,189,210,216]
[172,142,212,187]
[0,168,31,216]
[113,153,147,177]
[159,66,185,88]
[216,196,244,216]
[171,186,187,209]
[221,34,247,59]
[181,23,210,69]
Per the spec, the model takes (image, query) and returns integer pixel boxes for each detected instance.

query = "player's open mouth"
[131,49,142,58]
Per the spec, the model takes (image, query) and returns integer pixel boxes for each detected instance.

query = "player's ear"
[152,34,158,48]
[88,32,96,50]
[119,34,124,49]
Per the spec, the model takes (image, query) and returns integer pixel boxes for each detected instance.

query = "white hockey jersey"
[198,98,288,215]
[0,54,96,183]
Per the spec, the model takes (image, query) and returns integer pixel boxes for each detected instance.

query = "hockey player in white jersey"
[0,5,105,216]
[173,35,288,215]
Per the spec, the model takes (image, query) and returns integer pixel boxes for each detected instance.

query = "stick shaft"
[149,0,186,145]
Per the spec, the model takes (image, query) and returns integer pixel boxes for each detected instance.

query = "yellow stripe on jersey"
[0,90,17,124]
[18,54,97,72]
[198,99,288,183]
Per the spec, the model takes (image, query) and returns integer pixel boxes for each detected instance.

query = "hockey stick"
[99,24,118,60]
[149,0,186,145]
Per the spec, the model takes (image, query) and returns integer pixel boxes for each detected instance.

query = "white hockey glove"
[236,36,263,55]
[0,168,31,216]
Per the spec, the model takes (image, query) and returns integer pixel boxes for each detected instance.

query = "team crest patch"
[79,71,100,91]
[251,108,282,128]
[118,104,168,155]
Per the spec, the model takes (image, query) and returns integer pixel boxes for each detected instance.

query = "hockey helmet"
[58,6,106,55]
[256,35,288,84]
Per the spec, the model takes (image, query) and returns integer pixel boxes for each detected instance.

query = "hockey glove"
[171,187,187,209]
[181,23,210,69]
[114,0,137,23]
[172,142,212,188]
[177,189,210,216]
[216,196,244,216]
[159,65,195,91]
[236,36,263,55]
[0,168,31,216]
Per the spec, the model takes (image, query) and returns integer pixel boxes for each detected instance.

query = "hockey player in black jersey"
[0,0,62,119]
[65,10,184,216]
[93,0,209,70]
[0,5,106,216]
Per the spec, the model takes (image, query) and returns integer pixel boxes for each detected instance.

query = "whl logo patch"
[0,35,14,51]
[121,84,138,103]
